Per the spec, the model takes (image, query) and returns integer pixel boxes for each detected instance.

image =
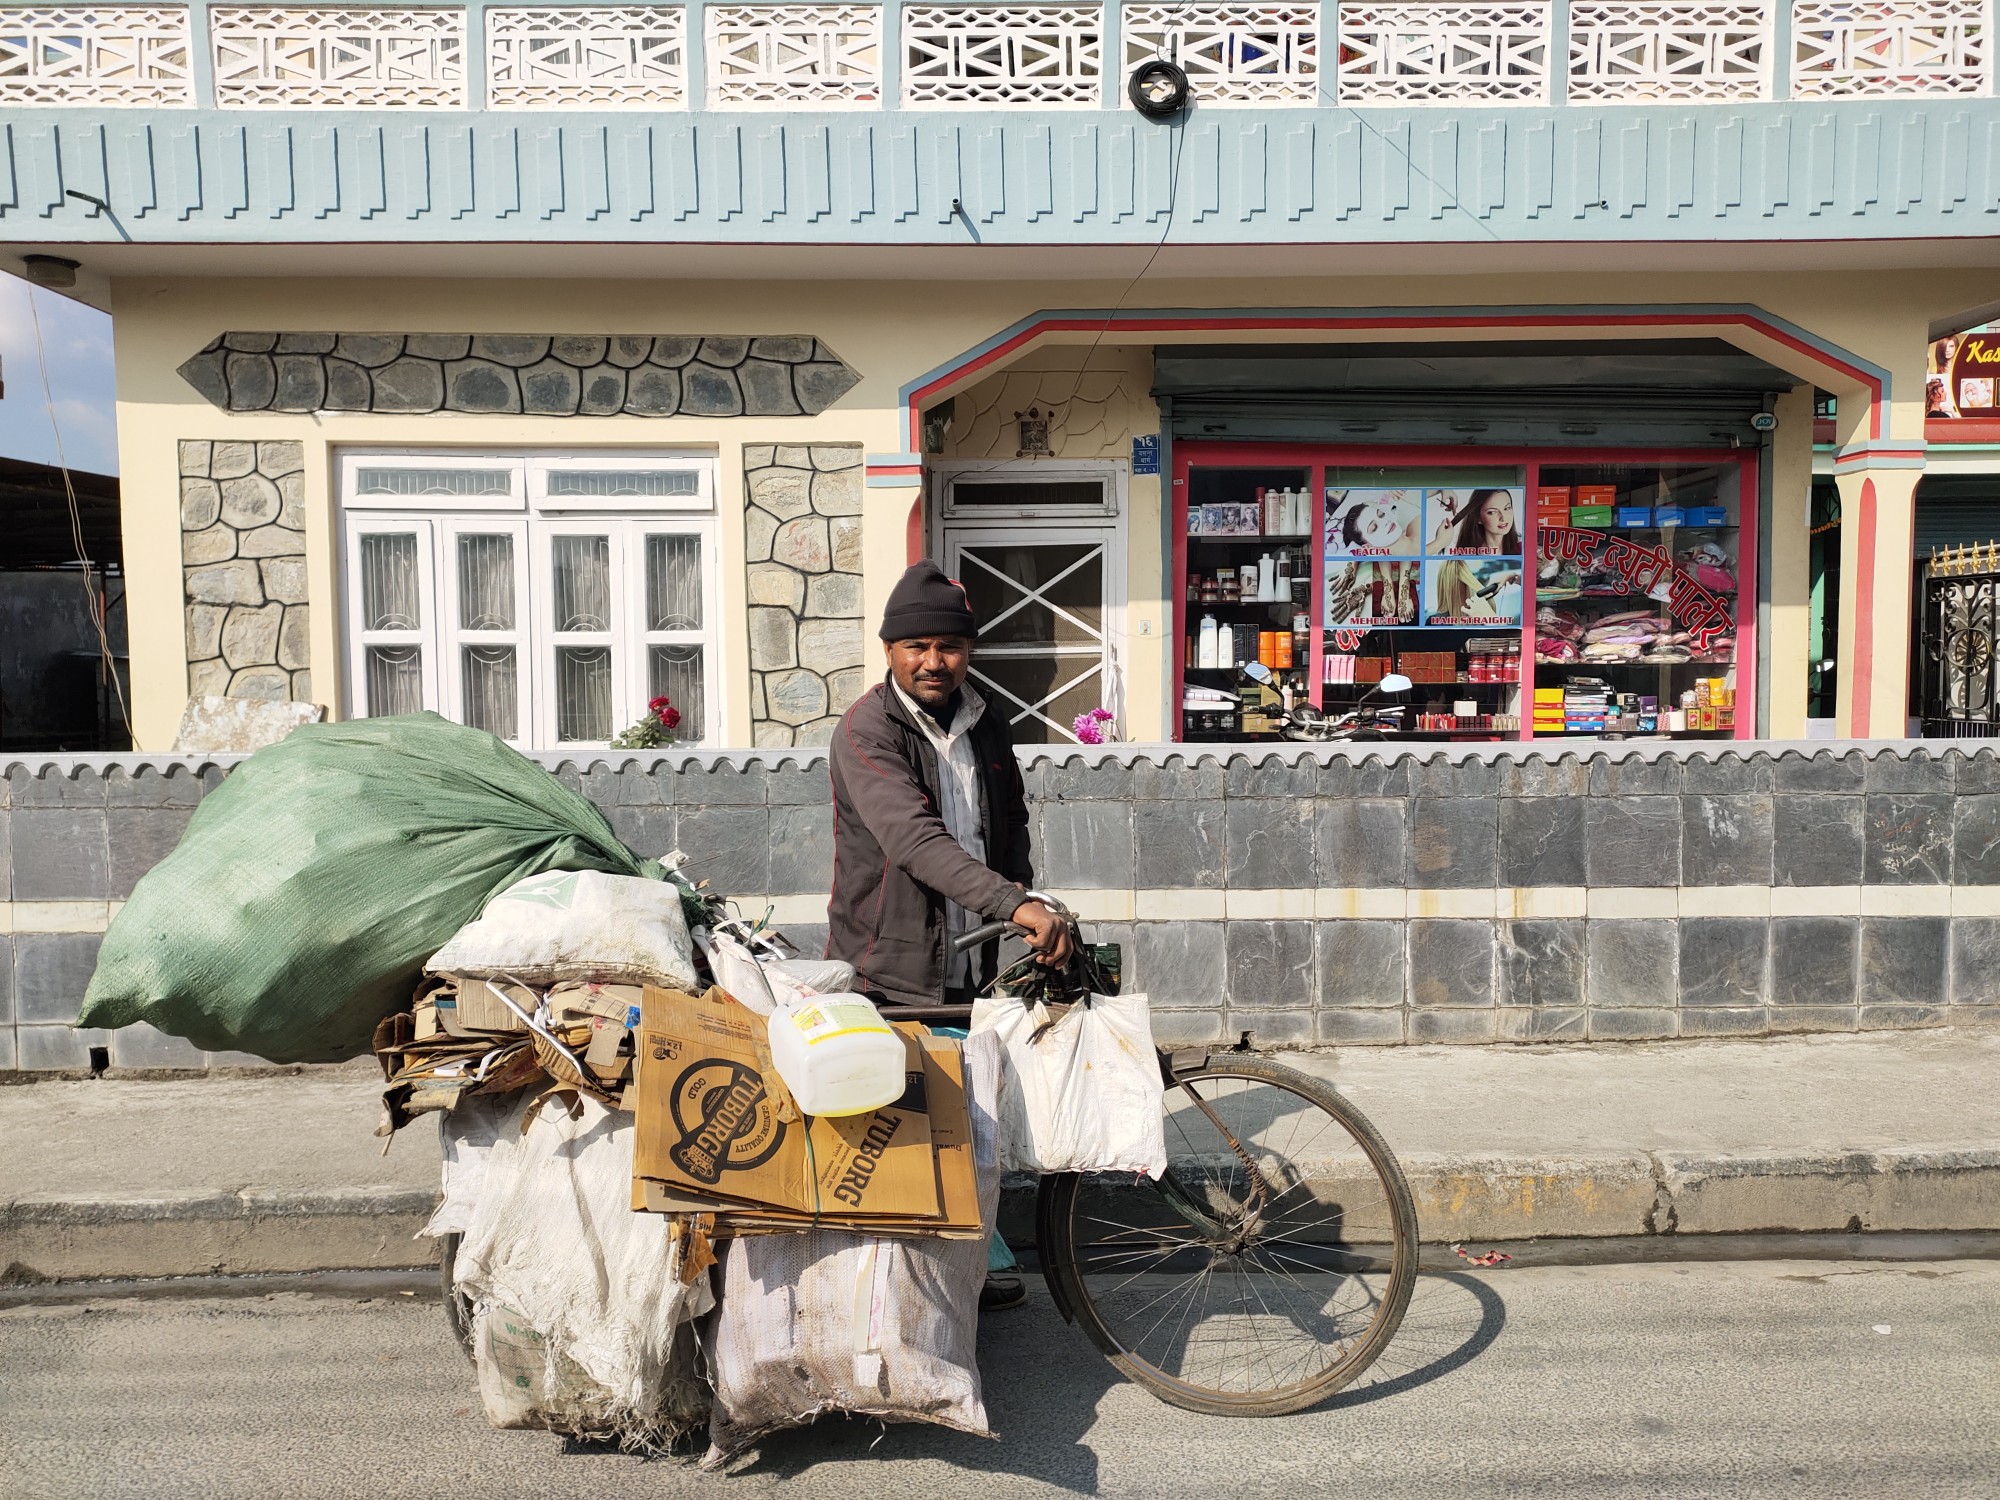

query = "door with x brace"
[943,527,1119,744]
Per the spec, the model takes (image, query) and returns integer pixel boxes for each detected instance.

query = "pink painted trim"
[905,310,1889,449]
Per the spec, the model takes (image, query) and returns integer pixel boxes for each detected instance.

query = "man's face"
[886,635,972,709]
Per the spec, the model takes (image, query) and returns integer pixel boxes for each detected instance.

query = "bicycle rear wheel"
[1038,1055,1418,1417]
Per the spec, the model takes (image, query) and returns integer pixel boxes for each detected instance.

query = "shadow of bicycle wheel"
[1324,1268,1509,1409]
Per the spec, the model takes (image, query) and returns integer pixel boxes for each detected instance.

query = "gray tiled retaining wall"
[5,742,2000,1072]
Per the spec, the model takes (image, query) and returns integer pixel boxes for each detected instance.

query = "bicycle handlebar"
[948,890,1069,955]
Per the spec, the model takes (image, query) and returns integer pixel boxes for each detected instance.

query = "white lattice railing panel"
[706,4,880,106]
[1336,1,1552,102]
[486,6,685,107]
[903,3,1103,106]
[1792,0,1990,96]
[1568,0,1771,101]
[210,5,465,106]
[1121,3,1318,105]
[0,4,193,103]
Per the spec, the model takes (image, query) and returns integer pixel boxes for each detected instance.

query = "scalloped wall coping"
[2,737,1995,780]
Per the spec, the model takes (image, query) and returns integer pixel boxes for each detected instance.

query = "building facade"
[3,1,1999,755]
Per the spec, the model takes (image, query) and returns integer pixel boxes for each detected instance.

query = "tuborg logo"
[666,1059,787,1185]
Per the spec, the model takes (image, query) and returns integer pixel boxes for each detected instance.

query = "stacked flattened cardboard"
[371,976,645,1134]
[631,985,984,1241]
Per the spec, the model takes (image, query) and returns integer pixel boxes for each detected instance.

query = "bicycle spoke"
[1056,1062,1416,1412]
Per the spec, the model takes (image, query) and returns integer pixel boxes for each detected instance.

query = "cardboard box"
[1576,484,1618,507]
[1568,506,1614,527]
[1536,486,1572,510]
[435,977,532,1036]
[633,986,953,1226]
[1686,505,1728,527]
[1615,507,1653,527]
[1653,505,1687,527]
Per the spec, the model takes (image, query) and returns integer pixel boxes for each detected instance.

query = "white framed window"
[339,450,720,749]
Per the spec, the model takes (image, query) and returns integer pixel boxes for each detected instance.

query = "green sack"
[81,713,661,1064]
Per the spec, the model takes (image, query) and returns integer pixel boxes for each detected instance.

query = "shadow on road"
[1326,1269,1509,1409]
[727,1270,1506,1489]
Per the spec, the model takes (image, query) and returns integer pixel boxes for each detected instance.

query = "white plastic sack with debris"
[970,991,1167,1178]
[701,1030,1002,1466]
[426,869,698,990]
[449,1093,714,1445]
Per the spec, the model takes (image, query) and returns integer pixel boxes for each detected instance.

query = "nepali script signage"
[1538,526,1733,652]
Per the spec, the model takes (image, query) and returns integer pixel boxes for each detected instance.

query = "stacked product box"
[1532,687,1566,733]
[1564,679,1612,732]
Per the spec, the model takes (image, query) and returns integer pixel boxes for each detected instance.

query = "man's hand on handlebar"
[1011,899,1074,968]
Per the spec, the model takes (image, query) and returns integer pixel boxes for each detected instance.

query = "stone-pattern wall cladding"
[179,440,310,704]
[743,445,866,749]
[10,744,2000,1072]
[176,334,859,417]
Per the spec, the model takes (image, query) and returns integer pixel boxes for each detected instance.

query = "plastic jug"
[765,992,908,1118]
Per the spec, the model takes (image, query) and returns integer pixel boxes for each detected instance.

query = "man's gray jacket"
[826,674,1035,1005]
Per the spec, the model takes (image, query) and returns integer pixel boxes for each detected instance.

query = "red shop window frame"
[1170,440,1760,744]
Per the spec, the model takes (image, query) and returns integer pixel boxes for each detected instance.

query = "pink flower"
[1071,714,1105,745]
[1088,707,1115,722]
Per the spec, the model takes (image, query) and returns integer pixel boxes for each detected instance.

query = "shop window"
[1174,447,1754,743]
[340,451,717,748]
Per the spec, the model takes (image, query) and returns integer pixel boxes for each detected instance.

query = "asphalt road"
[2,1260,1994,1500]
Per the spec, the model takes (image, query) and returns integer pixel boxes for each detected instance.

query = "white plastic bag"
[450,1094,714,1444]
[701,928,777,1015]
[762,957,856,1006]
[426,869,698,990]
[970,991,1167,1178]
[701,1032,1002,1465]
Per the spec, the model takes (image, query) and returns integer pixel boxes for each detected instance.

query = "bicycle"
[439,894,1419,1421]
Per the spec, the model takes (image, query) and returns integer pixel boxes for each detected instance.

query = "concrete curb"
[11,1149,1997,1283]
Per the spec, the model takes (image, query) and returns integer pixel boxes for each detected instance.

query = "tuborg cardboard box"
[632,985,944,1223]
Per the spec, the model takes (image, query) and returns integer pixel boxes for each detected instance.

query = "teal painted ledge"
[5,102,1999,246]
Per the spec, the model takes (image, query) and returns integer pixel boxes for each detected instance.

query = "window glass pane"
[365,645,423,716]
[548,470,699,498]
[950,481,1104,508]
[552,535,612,632]
[360,533,421,630]
[646,534,703,631]
[556,646,613,741]
[457,534,516,631]
[649,645,705,743]
[356,467,511,497]
[462,645,518,740]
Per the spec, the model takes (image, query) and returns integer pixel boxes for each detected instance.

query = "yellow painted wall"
[109,267,1998,747]
[931,345,1166,738]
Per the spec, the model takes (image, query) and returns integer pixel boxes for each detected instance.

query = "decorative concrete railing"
[2,0,1991,109]
[5,741,2000,1073]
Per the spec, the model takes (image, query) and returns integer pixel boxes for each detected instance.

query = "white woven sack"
[426,869,698,990]
[701,1031,1002,1466]
[425,1088,528,1238]
[452,1094,715,1443]
[970,991,1167,1178]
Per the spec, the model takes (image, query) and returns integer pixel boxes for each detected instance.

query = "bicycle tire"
[1037,1054,1419,1417]
[438,1230,476,1362]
